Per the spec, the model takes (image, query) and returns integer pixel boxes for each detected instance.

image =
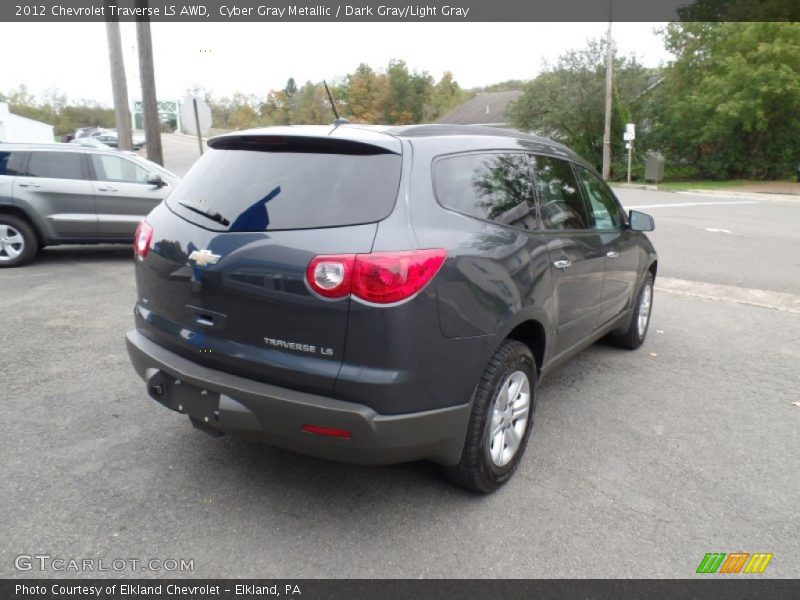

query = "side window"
[91,154,149,184]
[575,165,625,230]
[26,151,84,180]
[434,153,537,230]
[531,155,590,230]
[0,152,24,176]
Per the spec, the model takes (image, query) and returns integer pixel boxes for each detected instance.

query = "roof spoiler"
[207,135,398,155]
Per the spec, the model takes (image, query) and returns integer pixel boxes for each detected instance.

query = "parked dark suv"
[126,124,657,492]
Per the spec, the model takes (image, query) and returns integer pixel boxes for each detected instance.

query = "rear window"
[26,151,84,180]
[167,144,402,232]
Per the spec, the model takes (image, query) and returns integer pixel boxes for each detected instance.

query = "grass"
[651,180,754,191]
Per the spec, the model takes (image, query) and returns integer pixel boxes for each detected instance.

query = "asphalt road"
[1,176,798,577]
[616,188,800,296]
[160,133,205,178]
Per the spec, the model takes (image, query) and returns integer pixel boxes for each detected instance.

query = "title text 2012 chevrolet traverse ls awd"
[126,125,657,492]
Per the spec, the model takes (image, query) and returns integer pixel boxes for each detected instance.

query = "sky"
[0,22,671,106]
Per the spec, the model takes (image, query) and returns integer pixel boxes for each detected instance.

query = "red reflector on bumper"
[302,424,352,439]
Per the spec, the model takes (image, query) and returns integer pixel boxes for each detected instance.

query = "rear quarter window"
[433,152,537,230]
[0,151,24,176]
[167,146,402,232]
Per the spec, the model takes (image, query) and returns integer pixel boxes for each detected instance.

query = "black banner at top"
[2,0,800,22]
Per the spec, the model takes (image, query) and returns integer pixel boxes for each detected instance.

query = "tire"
[442,339,537,493]
[0,215,38,268]
[607,272,654,350]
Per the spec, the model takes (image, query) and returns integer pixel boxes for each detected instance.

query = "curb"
[676,190,800,203]
[656,277,800,314]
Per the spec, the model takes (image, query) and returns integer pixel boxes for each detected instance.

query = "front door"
[530,154,606,357]
[89,153,169,239]
[572,164,640,325]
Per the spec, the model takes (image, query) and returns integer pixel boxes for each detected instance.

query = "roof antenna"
[323,80,348,126]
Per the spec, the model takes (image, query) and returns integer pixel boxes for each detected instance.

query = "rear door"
[573,165,639,325]
[135,135,403,395]
[16,150,96,239]
[531,154,606,357]
[90,152,169,239]
[0,150,24,203]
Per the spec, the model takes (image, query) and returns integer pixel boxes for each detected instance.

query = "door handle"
[97,186,118,192]
[553,259,572,270]
[18,181,41,188]
[606,251,619,258]
[195,315,215,327]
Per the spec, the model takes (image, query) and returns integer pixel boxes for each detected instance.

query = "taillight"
[352,249,447,304]
[306,254,355,299]
[305,249,446,305]
[134,220,153,259]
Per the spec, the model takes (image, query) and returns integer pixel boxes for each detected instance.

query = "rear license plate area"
[146,371,219,422]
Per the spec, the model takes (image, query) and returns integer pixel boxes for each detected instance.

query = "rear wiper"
[178,202,230,227]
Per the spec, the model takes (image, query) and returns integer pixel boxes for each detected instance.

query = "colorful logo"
[696,552,773,574]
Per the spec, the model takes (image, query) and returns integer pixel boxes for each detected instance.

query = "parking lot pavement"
[614,188,800,296]
[160,133,205,177]
[1,192,798,578]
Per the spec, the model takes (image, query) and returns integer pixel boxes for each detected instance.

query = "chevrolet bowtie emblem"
[188,249,221,266]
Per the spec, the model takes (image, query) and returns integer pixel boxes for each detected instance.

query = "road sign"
[624,124,636,183]
[179,97,212,136]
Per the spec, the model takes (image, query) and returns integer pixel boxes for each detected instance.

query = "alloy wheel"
[488,370,531,467]
[637,281,653,337]
[0,225,25,262]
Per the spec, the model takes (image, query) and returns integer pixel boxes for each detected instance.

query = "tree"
[649,22,800,179]
[378,60,414,123]
[260,89,291,125]
[424,71,465,121]
[508,39,646,175]
[347,63,382,122]
[3,85,115,136]
[292,82,331,124]
[284,78,297,98]
[370,60,433,124]
[226,93,261,130]
[6,84,37,108]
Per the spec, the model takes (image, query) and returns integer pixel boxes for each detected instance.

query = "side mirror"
[147,174,166,188]
[629,210,654,232]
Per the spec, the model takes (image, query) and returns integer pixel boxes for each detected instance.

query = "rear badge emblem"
[188,249,221,266]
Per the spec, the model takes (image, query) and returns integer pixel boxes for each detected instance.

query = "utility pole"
[602,12,614,180]
[135,0,163,165]
[627,139,633,183]
[104,15,133,151]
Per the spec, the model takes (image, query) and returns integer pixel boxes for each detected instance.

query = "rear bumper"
[126,329,471,465]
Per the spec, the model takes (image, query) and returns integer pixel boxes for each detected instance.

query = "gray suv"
[0,143,178,267]
[126,124,657,493]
